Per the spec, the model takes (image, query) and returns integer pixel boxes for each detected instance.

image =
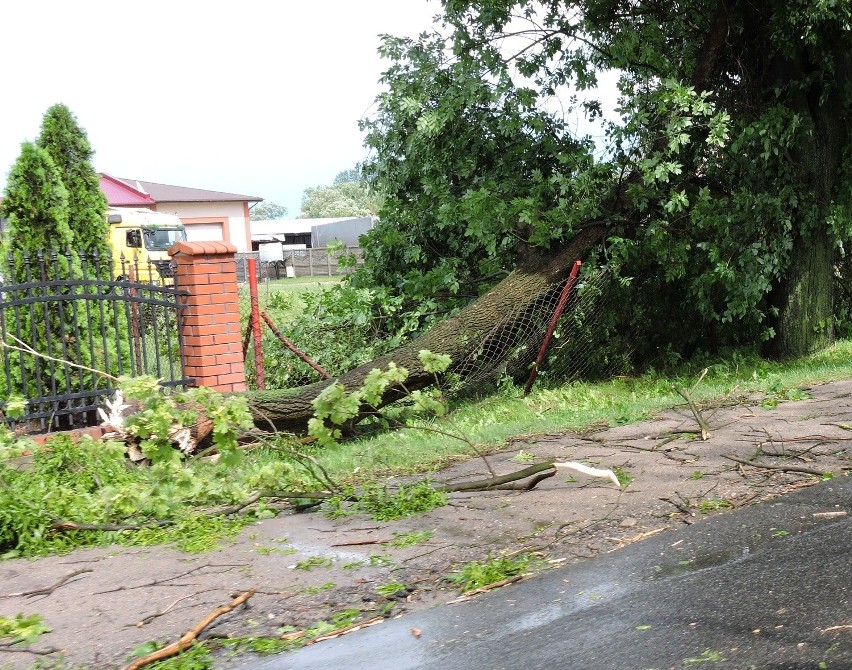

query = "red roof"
[100,174,155,206]
[99,173,263,207]
[115,177,262,204]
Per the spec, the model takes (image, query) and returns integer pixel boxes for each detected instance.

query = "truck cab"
[107,208,187,281]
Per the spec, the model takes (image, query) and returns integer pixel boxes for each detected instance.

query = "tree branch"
[0,334,119,383]
[722,453,827,477]
[120,590,255,670]
[0,569,92,599]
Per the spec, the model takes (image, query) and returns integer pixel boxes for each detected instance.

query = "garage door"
[185,222,224,242]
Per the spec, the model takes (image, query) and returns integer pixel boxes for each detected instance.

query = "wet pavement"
[233,476,851,670]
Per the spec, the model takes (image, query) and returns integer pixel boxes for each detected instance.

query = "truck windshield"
[143,227,187,251]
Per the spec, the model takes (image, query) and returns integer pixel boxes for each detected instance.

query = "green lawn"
[239,276,342,316]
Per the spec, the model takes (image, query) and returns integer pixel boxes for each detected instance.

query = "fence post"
[246,257,265,390]
[168,241,247,392]
[523,260,582,396]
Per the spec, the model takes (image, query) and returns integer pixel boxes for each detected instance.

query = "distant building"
[250,216,375,250]
[100,174,262,252]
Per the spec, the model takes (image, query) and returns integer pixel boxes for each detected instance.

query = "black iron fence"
[0,249,191,434]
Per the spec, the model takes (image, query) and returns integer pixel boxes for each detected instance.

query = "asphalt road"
[234,477,852,670]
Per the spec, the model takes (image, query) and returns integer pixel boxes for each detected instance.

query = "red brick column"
[168,241,247,392]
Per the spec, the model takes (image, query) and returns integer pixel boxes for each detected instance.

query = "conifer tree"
[0,142,73,281]
[36,103,110,265]
[0,143,76,404]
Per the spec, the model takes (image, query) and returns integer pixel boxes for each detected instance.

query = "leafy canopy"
[0,142,73,281]
[354,0,852,362]
[300,181,381,218]
[251,201,289,220]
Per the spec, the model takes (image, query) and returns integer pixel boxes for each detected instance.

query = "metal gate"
[0,250,192,434]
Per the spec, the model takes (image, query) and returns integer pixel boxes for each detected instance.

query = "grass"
[302,340,852,483]
[446,553,532,592]
[240,276,342,312]
[294,556,333,570]
[375,581,408,597]
[10,340,852,560]
[388,530,434,547]
[613,466,634,488]
[0,613,50,647]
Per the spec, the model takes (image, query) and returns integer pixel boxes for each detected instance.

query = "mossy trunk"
[245,227,605,432]
[762,29,850,360]
[764,230,835,359]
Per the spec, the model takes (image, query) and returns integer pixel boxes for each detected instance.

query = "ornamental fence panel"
[0,249,191,434]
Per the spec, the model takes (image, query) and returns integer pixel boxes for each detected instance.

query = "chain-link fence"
[240,263,626,395]
[443,267,625,397]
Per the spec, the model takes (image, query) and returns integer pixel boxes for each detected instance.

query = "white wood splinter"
[554,461,621,487]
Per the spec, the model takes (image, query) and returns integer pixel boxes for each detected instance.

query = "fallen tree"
[249,2,851,432]
[245,226,605,432]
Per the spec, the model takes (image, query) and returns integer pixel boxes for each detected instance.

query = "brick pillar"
[168,241,247,392]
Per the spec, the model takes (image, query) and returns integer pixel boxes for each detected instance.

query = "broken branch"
[121,590,255,670]
[437,460,620,493]
[821,624,852,633]
[674,369,711,440]
[48,519,174,532]
[660,496,695,523]
[93,564,243,595]
[722,454,827,477]
[0,642,61,656]
[0,569,92,599]
[445,575,525,604]
[134,590,220,627]
[437,462,556,492]
[311,616,385,643]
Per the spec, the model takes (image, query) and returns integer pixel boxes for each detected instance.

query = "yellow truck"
[107,208,187,281]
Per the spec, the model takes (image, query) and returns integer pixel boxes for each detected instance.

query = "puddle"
[506,579,627,635]
[652,547,748,578]
[285,539,371,563]
[248,513,387,563]
[508,601,565,634]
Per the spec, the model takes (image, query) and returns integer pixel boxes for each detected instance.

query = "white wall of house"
[155,201,252,252]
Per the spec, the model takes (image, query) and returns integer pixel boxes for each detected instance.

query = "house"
[250,216,375,250]
[100,174,262,253]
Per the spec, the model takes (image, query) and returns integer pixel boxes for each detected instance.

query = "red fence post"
[246,257,265,390]
[260,311,331,379]
[523,260,582,396]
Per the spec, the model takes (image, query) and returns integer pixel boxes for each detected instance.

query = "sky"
[0,0,441,217]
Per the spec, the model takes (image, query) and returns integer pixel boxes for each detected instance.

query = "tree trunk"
[764,230,835,359]
[763,27,850,359]
[246,226,605,431]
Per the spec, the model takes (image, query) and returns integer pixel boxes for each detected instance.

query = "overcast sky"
[0,1,440,216]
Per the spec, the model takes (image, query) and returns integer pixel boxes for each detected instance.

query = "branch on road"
[0,569,92,599]
[120,590,255,670]
[722,453,827,477]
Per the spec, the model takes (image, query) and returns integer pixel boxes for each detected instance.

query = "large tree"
[357,0,851,360]
[36,104,110,265]
[0,143,76,403]
[3,109,128,412]
[250,202,289,220]
[247,1,851,429]
[300,179,382,218]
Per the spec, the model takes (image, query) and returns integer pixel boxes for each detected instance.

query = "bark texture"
[763,25,850,358]
[766,230,835,359]
[245,226,606,431]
